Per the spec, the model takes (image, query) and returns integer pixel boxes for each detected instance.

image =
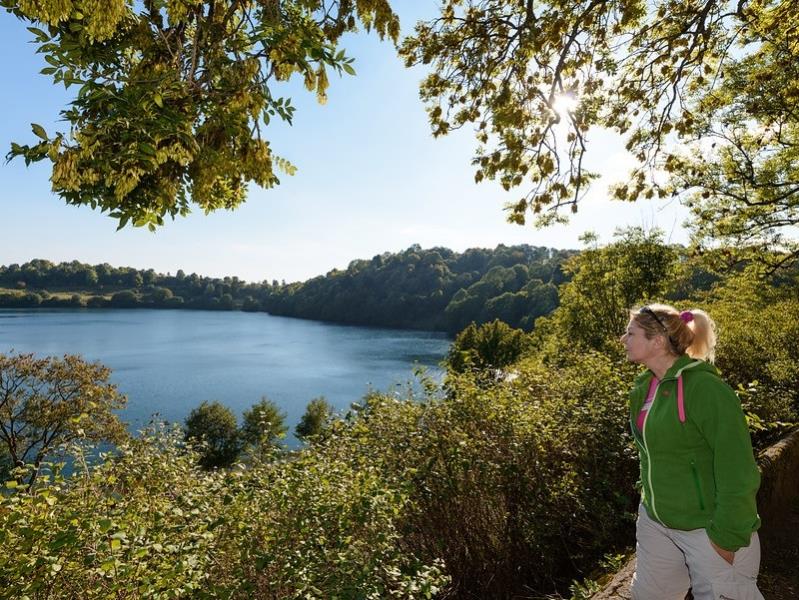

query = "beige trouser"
[631,504,764,600]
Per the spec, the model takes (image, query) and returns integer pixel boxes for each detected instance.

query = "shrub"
[445,319,529,377]
[309,353,639,597]
[109,290,140,308]
[295,396,334,441]
[185,401,241,469]
[241,397,287,451]
[0,425,448,599]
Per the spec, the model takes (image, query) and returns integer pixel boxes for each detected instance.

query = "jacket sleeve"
[691,374,761,551]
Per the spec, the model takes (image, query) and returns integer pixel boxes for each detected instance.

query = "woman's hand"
[709,538,735,565]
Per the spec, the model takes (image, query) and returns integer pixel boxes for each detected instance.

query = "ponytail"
[684,309,717,363]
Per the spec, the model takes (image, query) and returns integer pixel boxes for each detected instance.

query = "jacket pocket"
[690,459,705,511]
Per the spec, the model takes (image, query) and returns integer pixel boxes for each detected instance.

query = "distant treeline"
[0,244,575,332]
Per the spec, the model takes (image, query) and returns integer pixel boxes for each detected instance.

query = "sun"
[552,93,579,117]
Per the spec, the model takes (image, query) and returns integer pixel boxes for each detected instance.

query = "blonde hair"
[630,303,717,363]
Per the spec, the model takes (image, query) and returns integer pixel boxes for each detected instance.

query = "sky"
[0,3,692,283]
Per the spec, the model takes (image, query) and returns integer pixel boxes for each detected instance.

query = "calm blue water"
[0,309,450,443]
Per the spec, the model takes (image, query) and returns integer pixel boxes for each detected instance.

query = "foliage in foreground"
[0,349,640,599]
[0,425,447,600]
[3,234,798,599]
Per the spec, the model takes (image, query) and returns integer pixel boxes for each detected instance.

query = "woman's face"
[621,319,660,364]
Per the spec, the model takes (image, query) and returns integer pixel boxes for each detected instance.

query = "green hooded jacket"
[629,354,761,551]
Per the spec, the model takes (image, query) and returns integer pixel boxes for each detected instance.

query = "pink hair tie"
[680,311,694,323]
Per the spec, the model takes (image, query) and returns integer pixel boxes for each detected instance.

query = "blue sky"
[0,3,691,283]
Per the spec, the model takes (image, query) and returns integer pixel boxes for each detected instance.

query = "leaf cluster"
[401,0,799,256]
[4,0,399,228]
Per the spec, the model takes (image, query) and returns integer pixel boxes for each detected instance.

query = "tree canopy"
[400,0,799,267]
[5,1,796,268]
[241,396,287,450]
[184,400,241,468]
[295,396,333,441]
[3,0,397,229]
[0,352,128,486]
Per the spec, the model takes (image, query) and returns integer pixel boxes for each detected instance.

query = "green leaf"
[50,532,76,551]
[110,538,121,551]
[138,142,157,156]
[27,26,49,41]
[100,559,116,572]
[153,93,163,108]
[31,123,48,140]
[342,63,356,76]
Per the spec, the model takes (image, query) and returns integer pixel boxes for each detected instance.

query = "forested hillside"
[0,244,574,333]
[263,244,571,331]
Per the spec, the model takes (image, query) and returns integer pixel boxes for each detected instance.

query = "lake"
[0,309,451,443]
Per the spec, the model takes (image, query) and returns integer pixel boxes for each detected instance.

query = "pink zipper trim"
[677,375,686,423]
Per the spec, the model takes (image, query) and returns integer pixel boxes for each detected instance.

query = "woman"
[621,304,763,600]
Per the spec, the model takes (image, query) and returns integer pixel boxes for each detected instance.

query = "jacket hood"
[633,354,718,387]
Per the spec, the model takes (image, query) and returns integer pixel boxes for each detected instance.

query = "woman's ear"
[652,334,667,351]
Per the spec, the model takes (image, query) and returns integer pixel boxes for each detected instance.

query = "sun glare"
[552,93,579,117]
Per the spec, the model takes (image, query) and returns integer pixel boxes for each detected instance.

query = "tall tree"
[537,228,678,354]
[4,0,398,229]
[0,352,128,486]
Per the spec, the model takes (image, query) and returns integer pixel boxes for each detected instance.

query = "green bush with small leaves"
[0,424,448,599]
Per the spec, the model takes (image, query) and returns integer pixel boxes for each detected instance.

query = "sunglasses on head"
[639,306,678,349]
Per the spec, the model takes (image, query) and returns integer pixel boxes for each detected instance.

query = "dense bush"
[184,401,242,469]
[241,397,288,450]
[444,319,530,377]
[295,397,334,441]
[0,351,638,600]
[0,426,448,599]
[320,353,640,598]
[703,270,799,445]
